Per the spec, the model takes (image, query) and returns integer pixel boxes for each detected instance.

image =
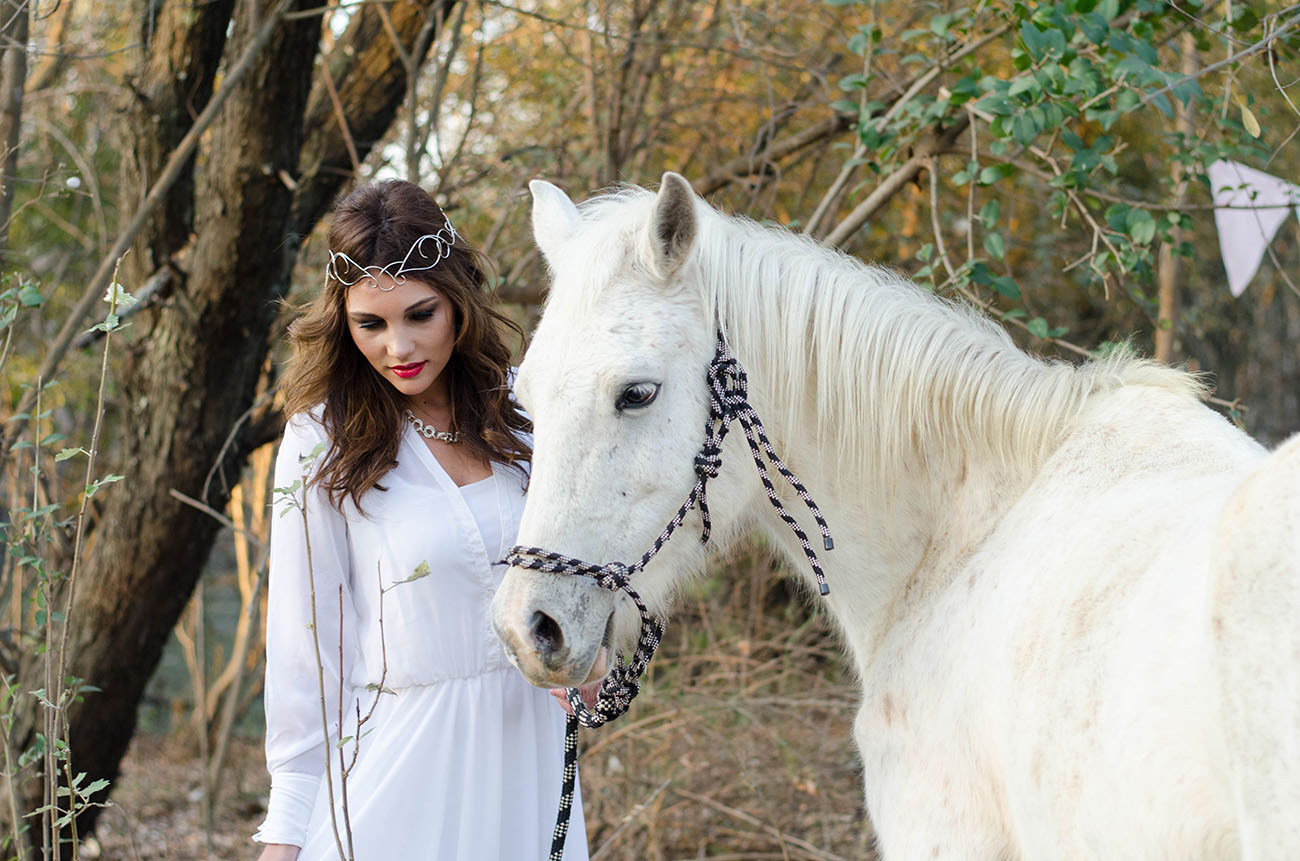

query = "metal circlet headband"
[324,219,459,290]
[505,330,836,861]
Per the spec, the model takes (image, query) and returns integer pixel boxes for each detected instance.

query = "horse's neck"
[708,227,1076,662]
[742,366,1033,663]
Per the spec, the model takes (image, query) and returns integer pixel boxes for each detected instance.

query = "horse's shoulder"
[1214,432,1300,574]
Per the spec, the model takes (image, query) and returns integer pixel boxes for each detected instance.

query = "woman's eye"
[411,309,434,321]
[616,382,659,411]
[357,319,381,330]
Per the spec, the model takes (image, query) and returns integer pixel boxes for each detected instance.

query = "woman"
[254,180,587,860]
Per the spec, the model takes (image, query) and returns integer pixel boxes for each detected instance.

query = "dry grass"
[93,543,875,859]
[578,546,874,860]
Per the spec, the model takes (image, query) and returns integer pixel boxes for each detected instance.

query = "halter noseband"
[505,331,836,860]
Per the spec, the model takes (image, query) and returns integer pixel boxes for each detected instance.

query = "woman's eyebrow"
[405,296,438,313]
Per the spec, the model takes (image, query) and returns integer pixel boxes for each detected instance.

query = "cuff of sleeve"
[252,771,321,848]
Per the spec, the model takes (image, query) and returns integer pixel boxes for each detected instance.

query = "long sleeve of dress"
[254,415,358,847]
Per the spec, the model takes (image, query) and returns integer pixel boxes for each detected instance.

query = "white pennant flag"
[1208,159,1300,297]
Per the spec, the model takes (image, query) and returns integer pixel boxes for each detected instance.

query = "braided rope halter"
[505,331,835,860]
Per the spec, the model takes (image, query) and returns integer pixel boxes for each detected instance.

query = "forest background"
[0,0,1297,858]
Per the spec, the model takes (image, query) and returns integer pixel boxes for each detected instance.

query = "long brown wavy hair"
[282,180,531,510]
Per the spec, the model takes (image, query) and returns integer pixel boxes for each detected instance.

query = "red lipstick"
[391,361,426,379]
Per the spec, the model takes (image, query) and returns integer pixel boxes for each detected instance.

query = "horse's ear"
[530,179,582,263]
[645,172,697,282]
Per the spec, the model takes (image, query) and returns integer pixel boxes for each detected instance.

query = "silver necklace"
[405,408,461,443]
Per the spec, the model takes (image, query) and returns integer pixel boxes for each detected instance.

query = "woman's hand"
[257,844,301,861]
[548,681,601,716]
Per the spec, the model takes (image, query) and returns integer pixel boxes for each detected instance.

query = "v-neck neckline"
[404,423,494,489]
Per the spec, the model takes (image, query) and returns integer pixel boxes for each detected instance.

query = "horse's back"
[1212,432,1300,859]
[966,388,1271,858]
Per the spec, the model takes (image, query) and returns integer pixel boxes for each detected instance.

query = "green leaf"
[1230,5,1259,32]
[1020,21,1046,58]
[54,448,84,462]
[838,72,869,91]
[392,560,432,587]
[930,13,954,36]
[1171,77,1202,106]
[1126,208,1156,245]
[1011,113,1037,146]
[1008,76,1040,99]
[980,199,1001,225]
[978,165,1004,186]
[830,99,859,115]
[85,474,125,497]
[17,285,42,307]
[1026,317,1051,338]
[983,232,1006,261]
[989,275,1021,300]
[82,778,110,798]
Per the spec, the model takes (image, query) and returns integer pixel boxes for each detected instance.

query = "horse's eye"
[616,382,660,411]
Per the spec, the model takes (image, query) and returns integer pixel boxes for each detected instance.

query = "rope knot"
[594,562,631,592]
[693,442,723,479]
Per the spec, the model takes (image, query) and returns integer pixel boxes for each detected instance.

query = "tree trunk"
[122,0,236,287]
[0,0,28,263]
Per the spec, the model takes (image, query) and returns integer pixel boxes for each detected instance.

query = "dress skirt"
[299,666,587,860]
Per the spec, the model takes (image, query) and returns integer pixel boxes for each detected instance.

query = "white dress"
[253,411,588,860]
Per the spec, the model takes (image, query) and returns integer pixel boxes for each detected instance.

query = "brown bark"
[122,0,236,287]
[1155,34,1196,364]
[0,0,28,261]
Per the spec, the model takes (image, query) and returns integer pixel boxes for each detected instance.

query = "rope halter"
[505,330,835,860]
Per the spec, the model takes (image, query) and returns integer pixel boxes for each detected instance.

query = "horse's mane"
[576,187,1204,492]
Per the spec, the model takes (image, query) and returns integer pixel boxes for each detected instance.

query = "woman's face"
[345,274,457,402]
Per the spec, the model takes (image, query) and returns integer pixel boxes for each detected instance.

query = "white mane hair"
[571,186,1206,496]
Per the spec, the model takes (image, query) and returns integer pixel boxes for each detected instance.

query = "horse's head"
[492,173,717,688]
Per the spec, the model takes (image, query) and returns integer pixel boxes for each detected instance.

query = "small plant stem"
[40,261,122,856]
[1,677,28,860]
[294,486,349,861]
[335,589,354,861]
[33,377,56,861]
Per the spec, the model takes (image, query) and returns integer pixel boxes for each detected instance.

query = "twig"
[672,788,850,861]
[590,777,672,860]
[823,115,970,248]
[167,489,268,550]
[318,53,361,178]
[926,156,955,280]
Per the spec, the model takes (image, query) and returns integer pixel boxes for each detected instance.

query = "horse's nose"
[529,610,566,663]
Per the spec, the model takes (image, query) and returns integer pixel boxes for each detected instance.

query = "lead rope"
[506,331,834,861]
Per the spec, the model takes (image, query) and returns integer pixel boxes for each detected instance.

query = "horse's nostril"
[529,610,564,657]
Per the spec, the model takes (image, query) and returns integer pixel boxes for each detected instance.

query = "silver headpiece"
[325,218,459,290]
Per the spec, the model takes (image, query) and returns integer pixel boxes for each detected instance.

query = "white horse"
[492,172,1300,859]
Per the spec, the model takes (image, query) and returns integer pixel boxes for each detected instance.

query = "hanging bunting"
[1207,160,1300,297]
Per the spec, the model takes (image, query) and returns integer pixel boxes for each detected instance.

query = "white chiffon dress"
[253,411,587,860]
